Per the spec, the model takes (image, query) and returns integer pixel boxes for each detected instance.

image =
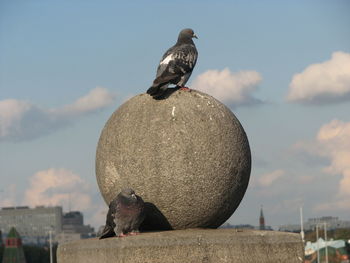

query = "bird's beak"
[193,34,198,39]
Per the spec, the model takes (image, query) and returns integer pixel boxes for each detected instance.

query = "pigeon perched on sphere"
[99,188,145,239]
[147,28,198,99]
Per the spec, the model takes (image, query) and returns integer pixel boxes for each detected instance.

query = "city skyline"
[1,204,349,235]
[0,205,95,246]
[1,0,350,230]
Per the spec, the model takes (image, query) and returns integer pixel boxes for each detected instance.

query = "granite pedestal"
[57,229,304,263]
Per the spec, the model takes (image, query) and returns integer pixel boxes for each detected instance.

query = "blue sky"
[1,0,350,230]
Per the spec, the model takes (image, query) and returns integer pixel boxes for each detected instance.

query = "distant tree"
[333,228,350,240]
[305,228,350,242]
[23,246,49,263]
[53,244,58,263]
[0,246,3,262]
[0,244,58,263]
[23,245,58,263]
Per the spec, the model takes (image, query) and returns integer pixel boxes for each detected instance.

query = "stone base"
[57,229,304,263]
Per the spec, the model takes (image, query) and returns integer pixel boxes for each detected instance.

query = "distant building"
[259,206,265,230]
[279,216,350,232]
[306,216,350,230]
[55,232,82,244]
[278,224,301,232]
[0,206,95,245]
[219,206,274,231]
[2,227,26,263]
[63,211,83,226]
[61,211,94,240]
[304,238,349,262]
[220,222,254,229]
[0,206,62,245]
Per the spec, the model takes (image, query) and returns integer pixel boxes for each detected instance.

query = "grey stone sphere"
[95,89,251,230]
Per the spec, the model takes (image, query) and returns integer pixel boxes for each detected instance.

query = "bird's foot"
[129,231,140,236]
[179,86,191,91]
[117,233,128,238]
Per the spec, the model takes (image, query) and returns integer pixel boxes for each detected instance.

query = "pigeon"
[147,28,198,99]
[99,188,145,239]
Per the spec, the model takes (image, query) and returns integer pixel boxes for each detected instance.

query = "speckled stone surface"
[57,229,304,263]
[95,89,251,230]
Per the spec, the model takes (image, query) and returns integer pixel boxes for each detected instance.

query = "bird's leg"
[129,230,140,236]
[179,86,191,91]
[115,225,126,238]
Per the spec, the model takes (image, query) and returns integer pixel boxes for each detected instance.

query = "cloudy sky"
[1,0,350,230]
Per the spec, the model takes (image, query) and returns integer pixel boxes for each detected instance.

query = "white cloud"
[297,175,315,184]
[0,168,107,229]
[287,51,350,104]
[58,87,116,116]
[191,68,262,106]
[270,198,304,215]
[23,168,92,211]
[0,87,116,142]
[294,119,350,211]
[258,169,285,187]
[0,99,33,138]
[316,120,350,197]
[88,204,108,231]
[0,184,18,207]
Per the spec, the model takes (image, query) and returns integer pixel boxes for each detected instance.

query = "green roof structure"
[1,227,26,263]
[6,228,21,239]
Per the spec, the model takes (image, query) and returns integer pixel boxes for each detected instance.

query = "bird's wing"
[99,199,118,239]
[130,196,145,230]
[99,224,115,239]
[154,46,176,79]
[135,195,145,214]
[156,44,198,79]
[115,198,122,216]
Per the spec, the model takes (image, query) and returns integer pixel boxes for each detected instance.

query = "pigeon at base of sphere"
[99,188,145,239]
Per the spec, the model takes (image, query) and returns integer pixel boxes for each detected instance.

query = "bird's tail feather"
[99,225,115,239]
[147,75,176,98]
[146,86,160,96]
[147,84,168,99]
